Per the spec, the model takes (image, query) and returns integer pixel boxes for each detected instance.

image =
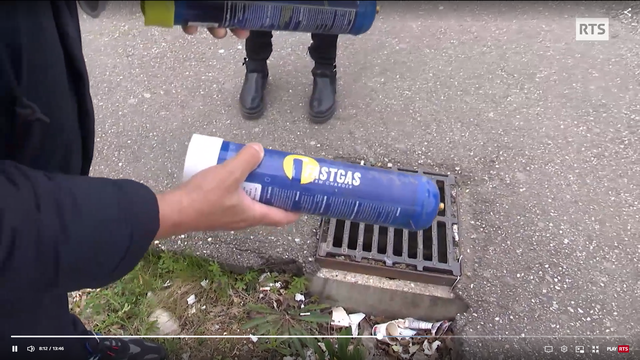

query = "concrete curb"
[308,275,469,321]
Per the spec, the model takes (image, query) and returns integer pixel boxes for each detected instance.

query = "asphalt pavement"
[79,1,640,358]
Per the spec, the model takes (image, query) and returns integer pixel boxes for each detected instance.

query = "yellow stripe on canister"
[140,1,176,28]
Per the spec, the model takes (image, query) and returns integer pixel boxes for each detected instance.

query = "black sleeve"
[0,160,160,293]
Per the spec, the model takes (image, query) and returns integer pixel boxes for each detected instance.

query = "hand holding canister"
[183,134,441,231]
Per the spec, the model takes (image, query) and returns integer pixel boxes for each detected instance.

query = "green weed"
[241,301,331,358]
[286,276,308,295]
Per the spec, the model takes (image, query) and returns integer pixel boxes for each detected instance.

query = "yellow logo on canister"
[283,155,320,185]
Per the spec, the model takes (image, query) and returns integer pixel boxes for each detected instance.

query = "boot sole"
[309,102,336,124]
[240,101,265,120]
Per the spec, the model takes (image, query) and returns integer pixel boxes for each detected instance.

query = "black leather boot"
[308,65,337,124]
[239,58,268,120]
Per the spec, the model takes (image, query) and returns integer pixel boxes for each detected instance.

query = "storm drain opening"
[316,164,462,287]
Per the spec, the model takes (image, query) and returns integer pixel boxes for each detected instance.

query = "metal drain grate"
[316,164,462,287]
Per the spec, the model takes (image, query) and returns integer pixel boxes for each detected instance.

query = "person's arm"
[0,143,299,295]
[0,160,160,293]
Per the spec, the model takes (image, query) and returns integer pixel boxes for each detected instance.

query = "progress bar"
[11,335,631,339]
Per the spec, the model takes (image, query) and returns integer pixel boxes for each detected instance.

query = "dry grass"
[68,251,319,360]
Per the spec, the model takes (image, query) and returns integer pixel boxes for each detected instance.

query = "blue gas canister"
[141,1,378,36]
[182,134,441,231]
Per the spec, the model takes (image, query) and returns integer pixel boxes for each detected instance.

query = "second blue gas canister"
[183,134,441,231]
[141,1,378,36]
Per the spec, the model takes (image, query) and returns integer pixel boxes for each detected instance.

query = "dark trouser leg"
[308,33,339,124]
[308,33,338,69]
[0,292,91,360]
[245,30,273,64]
[240,31,272,120]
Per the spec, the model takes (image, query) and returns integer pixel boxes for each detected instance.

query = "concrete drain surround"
[316,165,461,287]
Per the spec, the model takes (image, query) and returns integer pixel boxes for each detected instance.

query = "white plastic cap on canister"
[182,134,225,182]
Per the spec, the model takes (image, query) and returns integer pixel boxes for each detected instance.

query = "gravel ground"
[80,1,640,358]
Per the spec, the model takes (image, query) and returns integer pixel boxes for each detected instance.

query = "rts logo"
[618,345,630,353]
[575,18,609,41]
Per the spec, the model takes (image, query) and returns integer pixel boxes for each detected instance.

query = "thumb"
[223,143,264,181]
